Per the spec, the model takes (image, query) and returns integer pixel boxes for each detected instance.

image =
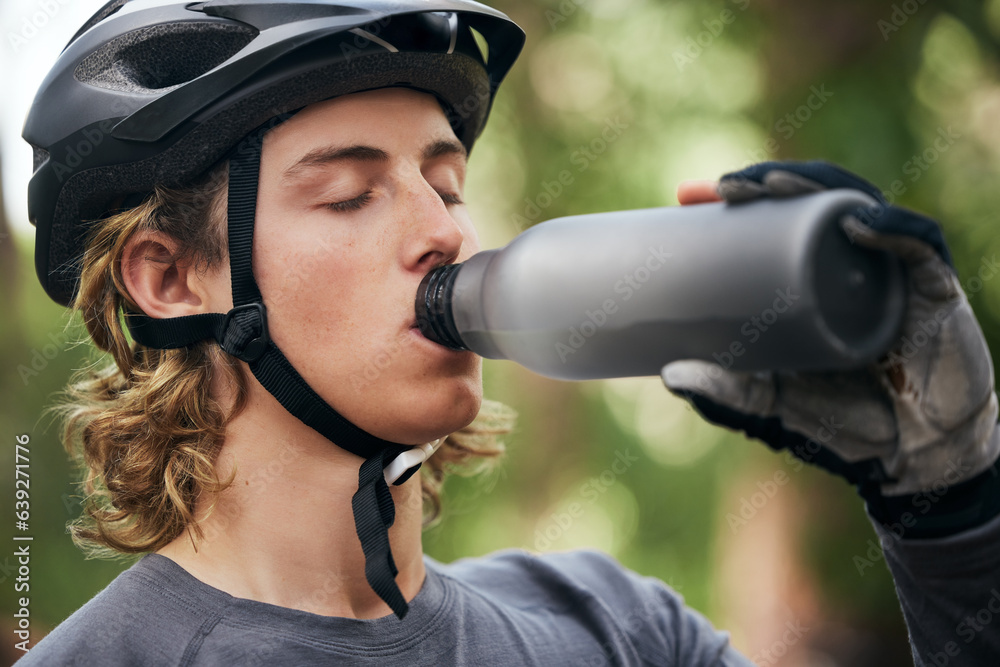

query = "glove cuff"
[861,453,1000,540]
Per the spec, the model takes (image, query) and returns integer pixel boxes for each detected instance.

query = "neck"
[156,381,426,620]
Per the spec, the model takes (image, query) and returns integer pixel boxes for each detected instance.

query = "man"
[19,0,1000,664]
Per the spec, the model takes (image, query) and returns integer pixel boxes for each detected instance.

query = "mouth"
[408,318,431,342]
[408,316,460,352]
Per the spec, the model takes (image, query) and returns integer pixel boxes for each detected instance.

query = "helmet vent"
[469,27,489,64]
[75,22,257,93]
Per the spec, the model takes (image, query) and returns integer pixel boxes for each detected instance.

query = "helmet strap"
[126,120,418,619]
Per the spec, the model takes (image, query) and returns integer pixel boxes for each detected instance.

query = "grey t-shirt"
[20,548,749,666]
[17,513,1000,666]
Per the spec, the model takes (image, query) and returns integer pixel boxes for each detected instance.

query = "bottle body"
[417,189,907,380]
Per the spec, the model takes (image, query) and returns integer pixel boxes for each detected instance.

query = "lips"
[408,318,429,342]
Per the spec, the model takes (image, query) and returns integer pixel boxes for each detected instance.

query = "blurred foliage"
[3,0,1000,665]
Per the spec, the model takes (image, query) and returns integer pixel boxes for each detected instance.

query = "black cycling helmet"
[25,0,523,307]
[25,0,524,620]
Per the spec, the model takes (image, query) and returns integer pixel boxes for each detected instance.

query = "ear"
[121,230,227,318]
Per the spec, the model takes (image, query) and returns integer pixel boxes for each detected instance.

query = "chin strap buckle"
[220,302,270,363]
[384,438,445,485]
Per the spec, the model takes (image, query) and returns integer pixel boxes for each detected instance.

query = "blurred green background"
[3,0,1000,665]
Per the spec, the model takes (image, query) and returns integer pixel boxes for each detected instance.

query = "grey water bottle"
[416,189,907,380]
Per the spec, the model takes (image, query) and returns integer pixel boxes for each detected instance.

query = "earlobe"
[121,231,210,318]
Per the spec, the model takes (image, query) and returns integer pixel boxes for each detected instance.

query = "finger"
[761,170,825,197]
[775,369,898,446]
[676,180,723,205]
[661,359,776,416]
[840,215,959,302]
[846,206,955,270]
[719,160,888,204]
[718,169,826,202]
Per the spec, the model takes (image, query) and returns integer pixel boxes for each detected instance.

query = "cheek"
[255,228,357,339]
[252,223,400,374]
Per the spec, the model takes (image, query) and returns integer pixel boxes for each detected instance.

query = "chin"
[383,377,483,445]
[438,385,483,436]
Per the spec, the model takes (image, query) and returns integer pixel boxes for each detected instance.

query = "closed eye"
[326,190,462,212]
[326,191,373,212]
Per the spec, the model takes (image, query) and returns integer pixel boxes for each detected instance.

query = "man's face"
[252,87,483,445]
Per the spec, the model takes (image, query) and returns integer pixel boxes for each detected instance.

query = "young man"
[20,0,1000,664]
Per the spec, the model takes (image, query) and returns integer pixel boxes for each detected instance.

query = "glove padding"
[662,161,1000,537]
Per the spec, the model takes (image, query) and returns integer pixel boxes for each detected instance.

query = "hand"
[663,161,1000,539]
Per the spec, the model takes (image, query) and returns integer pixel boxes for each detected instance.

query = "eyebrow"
[283,145,387,180]
[282,139,467,181]
[422,139,467,162]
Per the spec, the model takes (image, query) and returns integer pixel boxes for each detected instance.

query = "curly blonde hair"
[57,161,515,558]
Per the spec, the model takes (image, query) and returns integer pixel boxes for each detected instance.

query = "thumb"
[676,180,723,205]
[661,360,776,417]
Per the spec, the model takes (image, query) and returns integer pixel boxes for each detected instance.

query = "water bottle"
[416,189,907,380]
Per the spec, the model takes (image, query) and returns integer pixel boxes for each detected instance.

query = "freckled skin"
[250,89,484,445]
[183,88,485,445]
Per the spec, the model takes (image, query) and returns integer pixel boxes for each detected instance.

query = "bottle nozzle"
[415,263,468,350]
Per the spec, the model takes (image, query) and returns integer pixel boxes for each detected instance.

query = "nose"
[403,179,467,274]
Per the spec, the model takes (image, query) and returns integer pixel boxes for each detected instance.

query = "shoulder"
[434,548,678,618]
[431,548,749,665]
[19,554,227,667]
